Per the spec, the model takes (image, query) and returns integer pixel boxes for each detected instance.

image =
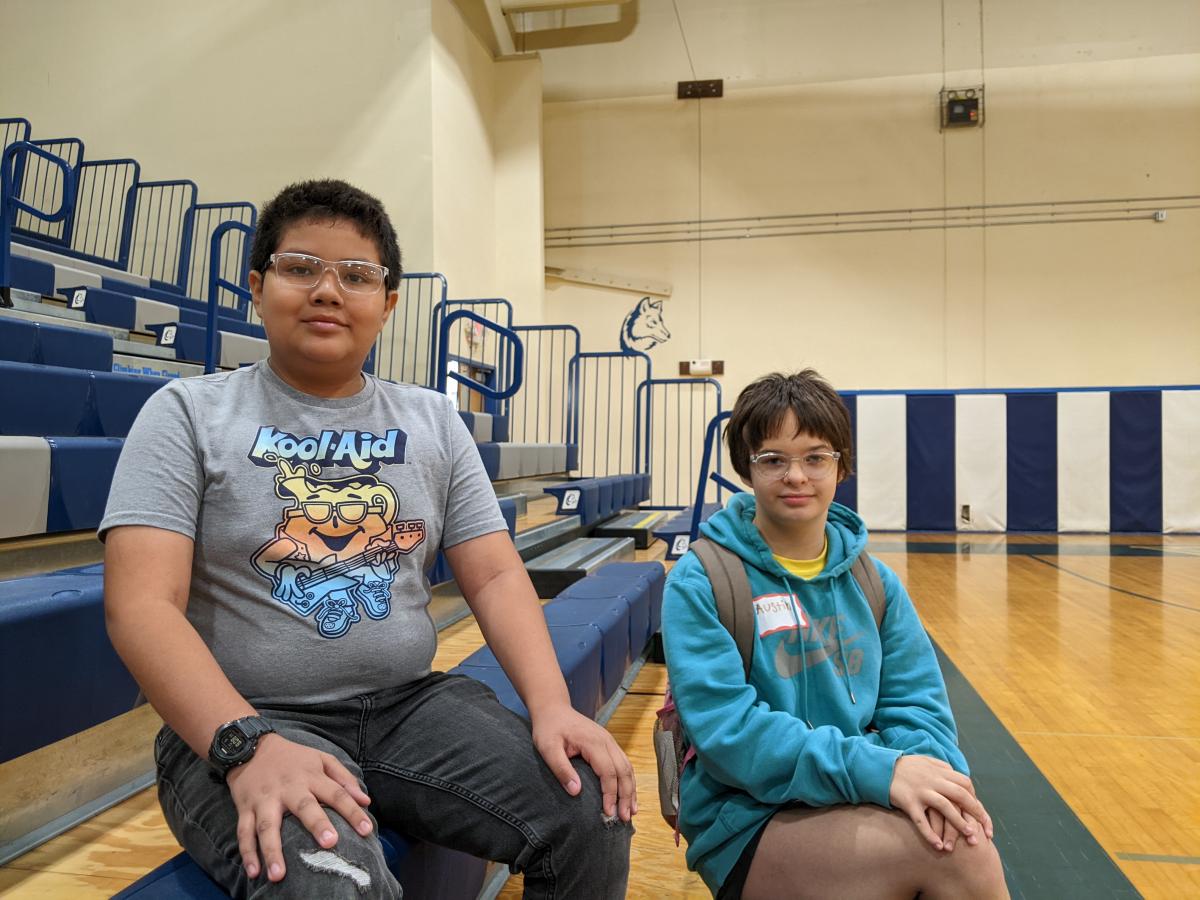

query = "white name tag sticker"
[753,593,808,637]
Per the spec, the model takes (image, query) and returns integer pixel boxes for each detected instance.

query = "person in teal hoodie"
[662,370,1008,899]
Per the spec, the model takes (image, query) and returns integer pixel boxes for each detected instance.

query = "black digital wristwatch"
[208,716,276,778]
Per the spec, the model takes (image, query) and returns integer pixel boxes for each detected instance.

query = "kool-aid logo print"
[248,430,425,639]
[248,426,406,474]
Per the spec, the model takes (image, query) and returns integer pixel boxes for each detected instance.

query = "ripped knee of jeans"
[298,849,373,893]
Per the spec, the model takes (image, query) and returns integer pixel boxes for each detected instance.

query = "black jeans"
[155,672,632,899]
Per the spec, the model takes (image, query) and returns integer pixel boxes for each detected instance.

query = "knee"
[937,837,1009,899]
[263,814,400,900]
[545,760,634,859]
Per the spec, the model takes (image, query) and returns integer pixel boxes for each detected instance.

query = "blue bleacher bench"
[0,316,113,371]
[543,474,652,524]
[0,360,165,439]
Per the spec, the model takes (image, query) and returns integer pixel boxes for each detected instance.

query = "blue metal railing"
[566,351,652,478]
[373,273,447,385]
[510,324,580,446]
[0,118,32,163]
[687,410,737,541]
[1,141,76,303]
[435,310,524,403]
[429,298,514,394]
[127,179,198,288]
[184,201,257,307]
[68,158,140,267]
[204,220,255,374]
[12,137,83,246]
[635,377,724,508]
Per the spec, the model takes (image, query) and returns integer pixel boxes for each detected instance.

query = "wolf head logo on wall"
[619,297,671,353]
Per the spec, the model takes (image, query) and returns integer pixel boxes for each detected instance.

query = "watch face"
[219,729,248,756]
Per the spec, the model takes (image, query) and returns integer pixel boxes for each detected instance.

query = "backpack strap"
[690,538,755,681]
[849,550,887,630]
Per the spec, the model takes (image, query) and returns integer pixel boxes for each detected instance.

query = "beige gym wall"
[1,0,546,324]
[543,32,1200,395]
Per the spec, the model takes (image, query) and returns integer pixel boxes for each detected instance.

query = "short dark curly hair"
[725,369,854,482]
[249,179,402,290]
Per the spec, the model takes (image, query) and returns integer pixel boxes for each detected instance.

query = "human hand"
[926,807,983,852]
[225,734,373,883]
[889,755,993,850]
[531,704,637,823]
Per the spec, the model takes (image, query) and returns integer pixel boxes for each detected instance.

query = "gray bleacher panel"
[0,437,50,539]
[45,436,123,532]
[52,264,103,294]
[217,330,269,368]
[134,296,183,332]
[11,241,151,287]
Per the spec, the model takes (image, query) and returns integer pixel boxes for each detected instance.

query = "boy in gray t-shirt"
[102,180,633,898]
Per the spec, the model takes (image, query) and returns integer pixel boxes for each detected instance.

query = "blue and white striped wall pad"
[832,387,1200,533]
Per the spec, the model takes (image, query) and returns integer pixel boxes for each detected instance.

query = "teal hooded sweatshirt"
[661,494,967,893]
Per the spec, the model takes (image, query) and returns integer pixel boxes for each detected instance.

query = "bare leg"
[741,805,1008,900]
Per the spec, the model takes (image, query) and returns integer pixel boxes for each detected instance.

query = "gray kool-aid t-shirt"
[100,361,508,706]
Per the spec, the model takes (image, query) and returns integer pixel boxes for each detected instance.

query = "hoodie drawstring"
[784,577,814,728]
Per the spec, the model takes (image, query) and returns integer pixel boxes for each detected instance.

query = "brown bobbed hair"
[725,369,855,482]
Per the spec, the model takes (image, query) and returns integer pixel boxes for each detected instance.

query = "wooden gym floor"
[1,530,1197,898]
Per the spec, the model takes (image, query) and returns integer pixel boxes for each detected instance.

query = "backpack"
[653,538,887,842]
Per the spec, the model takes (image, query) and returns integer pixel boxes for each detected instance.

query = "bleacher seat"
[9,254,55,296]
[0,360,165,438]
[457,410,509,443]
[543,474,652,524]
[0,360,93,436]
[592,560,666,635]
[558,573,653,659]
[0,569,137,763]
[542,596,631,700]
[0,316,113,370]
[475,441,568,481]
[93,369,167,436]
[654,502,723,560]
[45,436,124,532]
[457,623,604,718]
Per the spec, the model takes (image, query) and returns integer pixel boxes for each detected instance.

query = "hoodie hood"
[699,492,869,582]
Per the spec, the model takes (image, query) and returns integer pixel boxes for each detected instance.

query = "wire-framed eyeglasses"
[749,450,841,481]
[267,252,388,294]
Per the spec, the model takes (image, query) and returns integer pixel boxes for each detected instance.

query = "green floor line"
[933,643,1142,899]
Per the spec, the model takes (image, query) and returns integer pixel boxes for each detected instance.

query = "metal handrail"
[689,410,735,541]
[204,220,255,373]
[1,141,76,303]
[435,309,524,401]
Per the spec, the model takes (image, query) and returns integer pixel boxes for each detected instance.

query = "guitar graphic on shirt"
[273,519,426,616]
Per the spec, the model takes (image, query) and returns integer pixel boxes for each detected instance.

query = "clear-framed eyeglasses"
[267,252,388,294]
[749,450,842,481]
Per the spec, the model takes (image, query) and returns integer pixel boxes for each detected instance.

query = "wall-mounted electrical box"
[940,86,983,129]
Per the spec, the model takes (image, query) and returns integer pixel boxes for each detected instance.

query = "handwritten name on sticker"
[753,593,809,637]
